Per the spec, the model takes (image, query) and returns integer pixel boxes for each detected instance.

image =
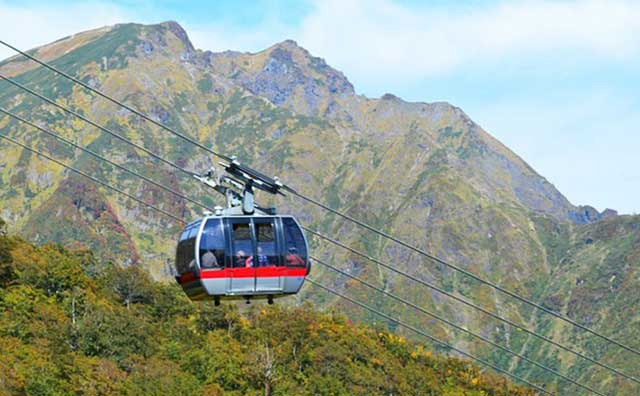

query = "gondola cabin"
[175,214,310,304]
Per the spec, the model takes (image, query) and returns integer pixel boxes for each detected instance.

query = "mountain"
[0,21,638,394]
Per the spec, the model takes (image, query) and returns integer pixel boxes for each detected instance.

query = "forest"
[0,218,535,395]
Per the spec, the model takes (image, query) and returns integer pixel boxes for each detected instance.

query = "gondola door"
[226,218,256,294]
[254,217,283,292]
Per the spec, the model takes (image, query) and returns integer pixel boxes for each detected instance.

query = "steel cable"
[0,40,638,381]
[311,255,609,396]
[1,41,636,359]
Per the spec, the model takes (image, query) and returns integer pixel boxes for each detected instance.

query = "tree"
[7,242,87,298]
[75,301,155,361]
[100,265,154,309]
[0,235,16,287]
[147,282,195,321]
[197,302,240,334]
[256,343,277,396]
[65,355,126,396]
[121,356,201,396]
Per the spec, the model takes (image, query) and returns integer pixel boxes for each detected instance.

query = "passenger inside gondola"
[282,217,307,268]
[201,250,218,268]
[200,219,225,269]
[285,247,305,267]
[231,222,253,267]
[235,250,253,267]
[257,246,269,267]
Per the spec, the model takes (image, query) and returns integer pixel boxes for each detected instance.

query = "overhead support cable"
[0,107,209,212]
[1,39,638,360]
[0,131,185,224]
[0,131,557,394]
[306,278,552,396]
[0,130,560,394]
[303,227,640,386]
[1,64,636,384]
[0,73,196,178]
[0,123,547,395]
[1,60,636,384]
[311,256,609,396]
[0,102,631,388]
[290,187,640,359]
[0,40,233,163]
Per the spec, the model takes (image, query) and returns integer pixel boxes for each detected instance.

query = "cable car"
[174,158,310,304]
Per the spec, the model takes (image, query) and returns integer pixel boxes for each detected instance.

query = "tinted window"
[199,219,225,269]
[255,220,279,267]
[178,221,200,274]
[231,222,253,268]
[282,218,307,267]
[176,222,198,274]
[175,240,188,274]
[187,224,200,239]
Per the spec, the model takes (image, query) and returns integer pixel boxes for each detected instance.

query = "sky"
[0,0,638,214]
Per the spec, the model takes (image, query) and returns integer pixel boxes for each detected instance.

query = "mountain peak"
[271,39,301,49]
[207,38,355,115]
[265,39,315,59]
[381,93,401,101]
[107,21,195,53]
[155,21,194,52]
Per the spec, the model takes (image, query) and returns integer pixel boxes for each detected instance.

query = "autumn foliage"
[0,231,536,396]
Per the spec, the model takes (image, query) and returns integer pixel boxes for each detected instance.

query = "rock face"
[209,39,355,116]
[569,205,620,224]
[0,21,637,395]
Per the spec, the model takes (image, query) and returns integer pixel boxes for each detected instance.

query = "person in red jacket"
[285,247,305,267]
[235,250,253,268]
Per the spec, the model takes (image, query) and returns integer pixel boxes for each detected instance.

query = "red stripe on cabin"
[200,267,307,279]
[176,267,307,284]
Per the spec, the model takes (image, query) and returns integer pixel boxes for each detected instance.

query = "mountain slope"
[0,229,537,396]
[0,21,637,395]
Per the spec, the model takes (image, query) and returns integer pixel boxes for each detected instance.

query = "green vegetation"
[0,230,536,396]
[197,77,213,93]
